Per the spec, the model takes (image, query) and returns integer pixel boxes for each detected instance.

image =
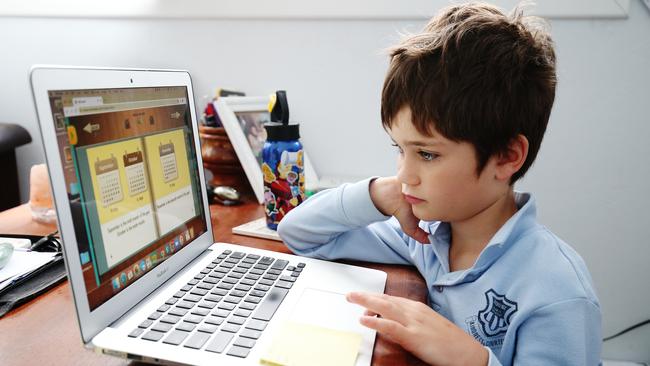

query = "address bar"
[63,97,187,117]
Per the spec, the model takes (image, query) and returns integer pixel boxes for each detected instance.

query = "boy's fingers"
[346,292,406,324]
[364,309,378,316]
[359,315,407,344]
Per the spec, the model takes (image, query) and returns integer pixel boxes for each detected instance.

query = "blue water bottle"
[262,91,305,230]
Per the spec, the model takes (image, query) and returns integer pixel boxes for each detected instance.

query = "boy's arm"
[505,297,602,365]
[277,177,424,265]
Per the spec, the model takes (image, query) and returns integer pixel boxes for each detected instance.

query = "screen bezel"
[30,66,215,344]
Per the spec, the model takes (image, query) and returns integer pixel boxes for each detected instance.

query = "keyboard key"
[233,336,256,348]
[173,291,185,298]
[194,274,206,280]
[190,282,214,296]
[205,331,234,354]
[231,267,247,274]
[240,279,256,286]
[287,266,295,271]
[228,315,246,325]
[175,322,195,332]
[205,316,224,326]
[198,301,218,309]
[225,257,240,264]
[279,275,296,282]
[217,283,234,290]
[198,324,218,333]
[200,268,211,274]
[222,249,232,255]
[245,319,268,331]
[191,308,209,316]
[214,267,230,274]
[244,274,260,281]
[176,301,194,309]
[239,302,257,311]
[244,296,261,304]
[212,309,230,318]
[152,322,173,333]
[157,304,171,312]
[148,311,163,320]
[129,328,144,338]
[275,281,293,289]
[245,254,260,260]
[139,319,153,328]
[263,274,278,281]
[253,287,289,321]
[242,258,257,264]
[271,259,288,270]
[249,290,265,298]
[184,294,202,303]
[227,345,251,358]
[291,272,300,277]
[184,332,211,349]
[234,309,252,317]
[206,263,217,269]
[181,285,192,292]
[297,262,306,268]
[218,302,236,311]
[254,284,270,292]
[142,330,165,342]
[267,269,283,275]
[222,277,238,285]
[230,290,247,297]
[224,296,242,304]
[169,307,188,317]
[188,279,199,285]
[294,267,303,273]
[221,324,241,333]
[238,262,252,269]
[250,268,264,275]
[233,286,250,293]
[220,262,235,269]
[163,330,190,345]
[259,256,274,265]
[259,279,274,286]
[231,251,245,259]
[184,315,204,324]
[240,328,262,339]
[160,315,181,324]
[211,288,228,296]
[165,297,179,305]
[205,294,223,303]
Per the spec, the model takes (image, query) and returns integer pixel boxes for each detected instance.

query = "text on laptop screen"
[47,86,208,310]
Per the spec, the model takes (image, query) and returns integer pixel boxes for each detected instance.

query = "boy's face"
[388,107,506,223]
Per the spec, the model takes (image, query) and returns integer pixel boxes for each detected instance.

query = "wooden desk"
[0,201,428,365]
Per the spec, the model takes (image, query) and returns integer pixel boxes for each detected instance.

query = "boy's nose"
[396,159,420,186]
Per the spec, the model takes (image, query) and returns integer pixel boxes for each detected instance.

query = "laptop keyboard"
[127,249,305,358]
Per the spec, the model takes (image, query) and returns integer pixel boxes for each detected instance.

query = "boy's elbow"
[277,214,301,254]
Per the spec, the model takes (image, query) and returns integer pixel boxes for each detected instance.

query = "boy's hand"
[370,177,429,243]
[347,292,488,366]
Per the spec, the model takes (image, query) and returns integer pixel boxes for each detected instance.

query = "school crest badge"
[478,289,518,337]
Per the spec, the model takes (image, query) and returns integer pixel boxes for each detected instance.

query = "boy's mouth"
[403,193,425,205]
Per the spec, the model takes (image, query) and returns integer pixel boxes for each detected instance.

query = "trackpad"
[289,288,367,334]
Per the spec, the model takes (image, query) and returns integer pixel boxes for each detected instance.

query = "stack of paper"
[260,321,363,366]
[0,250,58,292]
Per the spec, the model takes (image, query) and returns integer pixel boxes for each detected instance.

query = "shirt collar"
[425,192,538,284]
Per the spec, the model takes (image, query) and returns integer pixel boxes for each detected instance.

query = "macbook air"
[30,66,387,365]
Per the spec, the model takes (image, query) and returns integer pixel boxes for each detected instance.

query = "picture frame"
[215,96,318,204]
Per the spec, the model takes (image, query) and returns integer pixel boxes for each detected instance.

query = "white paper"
[0,250,57,285]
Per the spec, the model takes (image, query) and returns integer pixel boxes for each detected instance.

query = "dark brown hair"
[381,2,556,183]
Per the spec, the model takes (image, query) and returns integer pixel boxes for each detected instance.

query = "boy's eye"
[418,150,438,161]
[391,143,403,154]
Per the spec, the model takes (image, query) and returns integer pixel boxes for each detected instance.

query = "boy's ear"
[494,134,529,181]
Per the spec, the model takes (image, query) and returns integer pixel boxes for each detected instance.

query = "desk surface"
[0,200,428,366]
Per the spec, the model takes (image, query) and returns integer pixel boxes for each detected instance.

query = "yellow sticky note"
[260,321,363,366]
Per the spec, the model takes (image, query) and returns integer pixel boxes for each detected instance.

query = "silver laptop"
[30,66,386,365]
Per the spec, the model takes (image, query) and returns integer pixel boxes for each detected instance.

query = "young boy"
[277,3,601,366]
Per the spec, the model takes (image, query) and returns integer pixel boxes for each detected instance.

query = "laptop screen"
[47,86,208,310]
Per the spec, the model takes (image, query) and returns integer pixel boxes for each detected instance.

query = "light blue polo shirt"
[277,178,602,365]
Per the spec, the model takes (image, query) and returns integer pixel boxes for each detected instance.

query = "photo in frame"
[215,96,318,204]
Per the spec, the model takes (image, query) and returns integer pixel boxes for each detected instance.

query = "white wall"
[1,0,648,361]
